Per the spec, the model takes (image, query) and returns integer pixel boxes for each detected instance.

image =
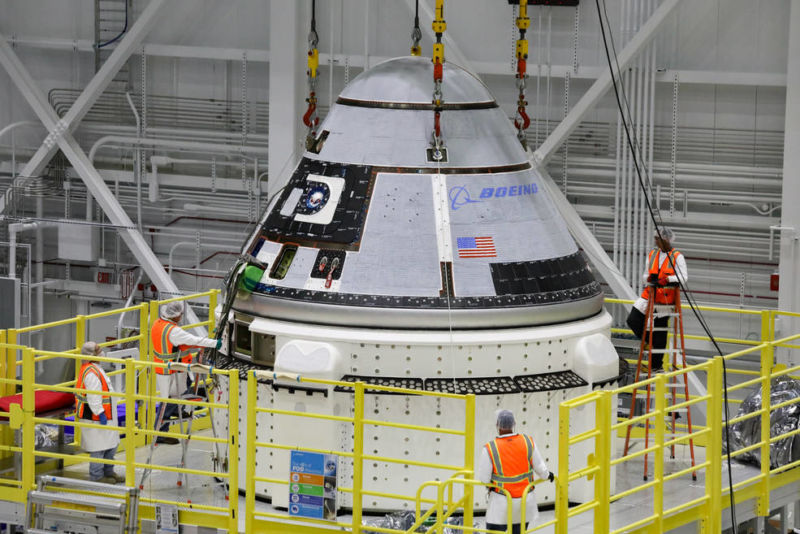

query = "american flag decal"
[457,237,496,258]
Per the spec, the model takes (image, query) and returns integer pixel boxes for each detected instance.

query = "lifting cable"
[594,0,738,527]
[431,0,447,158]
[303,0,320,151]
[411,0,422,56]
[513,0,531,149]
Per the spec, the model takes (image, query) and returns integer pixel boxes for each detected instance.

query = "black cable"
[594,0,738,528]
[97,1,128,49]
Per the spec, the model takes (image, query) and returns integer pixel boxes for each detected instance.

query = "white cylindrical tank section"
[214,310,618,509]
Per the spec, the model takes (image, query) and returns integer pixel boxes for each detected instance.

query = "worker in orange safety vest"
[478,410,553,533]
[76,341,125,483]
[150,301,220,444]
[626,227,688,372]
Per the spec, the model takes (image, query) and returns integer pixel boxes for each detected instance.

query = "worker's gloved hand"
[98,413,108,425]
[658,276,669,287]
[647,273,658,284]
[548,472,555,483]
[215,338,222,350]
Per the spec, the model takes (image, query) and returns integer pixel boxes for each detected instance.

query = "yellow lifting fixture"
[430,0,446,158]
[302,0,320,151]
[514,0,532,149]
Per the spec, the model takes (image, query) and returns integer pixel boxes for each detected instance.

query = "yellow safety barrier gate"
[1,292,800,533]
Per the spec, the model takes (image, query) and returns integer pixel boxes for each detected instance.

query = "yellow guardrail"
[555,314,800,534]
[4,292,800,533]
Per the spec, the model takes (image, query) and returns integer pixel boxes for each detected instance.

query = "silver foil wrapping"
[724,375,800,468]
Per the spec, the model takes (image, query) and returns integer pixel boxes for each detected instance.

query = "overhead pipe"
[167,241,240,276]
[88,135,268,164]
[149,155,250,203]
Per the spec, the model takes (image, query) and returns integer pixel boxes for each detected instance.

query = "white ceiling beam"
[533,0,683,166]
[2,0,169,216]
[0,30,205,333]
[5,35,787,88]
[536,163,636,301]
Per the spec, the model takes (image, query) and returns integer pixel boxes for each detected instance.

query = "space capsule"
[214,56,619,510]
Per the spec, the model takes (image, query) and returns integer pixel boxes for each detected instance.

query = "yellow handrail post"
[208,290,218,335]
[555,402,570,534]
[593,392,611,534]
[463,393,475,530]
[0,330,10,459]
[653,375,665,533]
[145,300,160,445]
[138,302,149,444]
[124,357,136,485]
[757,334,774,517]
[245,371,257,534]
[74,315,86,445]
[704,357,723,534]
[227,369,240,534]
[352,381,365,534]
[75,314,86,350]
[21,347,35,492]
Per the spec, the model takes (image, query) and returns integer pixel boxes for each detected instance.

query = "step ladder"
[138,361,229,501]
[26,475,139,533]
[623,284,697,481]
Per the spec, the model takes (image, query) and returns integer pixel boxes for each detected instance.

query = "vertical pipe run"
[647,0,657,255]
[363,0,370,71]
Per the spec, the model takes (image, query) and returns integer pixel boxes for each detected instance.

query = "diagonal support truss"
[0,24,206,333]
[533,0,682,165]
[537,162,706,417]
[0,0,168,216]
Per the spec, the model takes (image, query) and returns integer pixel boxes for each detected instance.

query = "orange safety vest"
[640,248,682,305]
[75,363,113,420]
[151,318,196,375]
[485,434,536,498]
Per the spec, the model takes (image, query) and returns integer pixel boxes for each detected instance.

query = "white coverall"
[477,433,550,527]
[80,364,120,453]
[155,326,218,405]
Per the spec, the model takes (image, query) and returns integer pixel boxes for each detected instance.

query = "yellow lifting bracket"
[432,0,446,66]
[513,0,531,148]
